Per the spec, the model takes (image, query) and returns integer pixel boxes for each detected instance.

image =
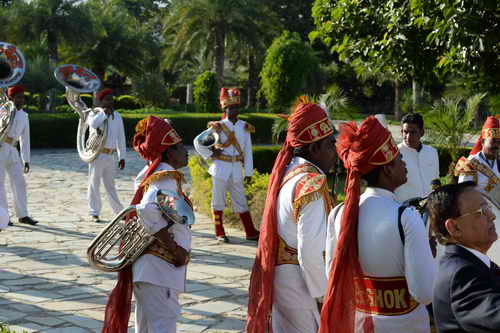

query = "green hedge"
[28,111,277,148]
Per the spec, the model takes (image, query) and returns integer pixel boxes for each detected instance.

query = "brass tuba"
[0,42,26,146]
[53,64,105,163]
[87,189,195,272]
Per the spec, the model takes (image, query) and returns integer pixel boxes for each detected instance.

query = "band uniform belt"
[143,240,191,266]
[3,136,16,146]
[276,236,299,265]
[213,153,243,163]
[100,147,116,155]
[355,275,418,316]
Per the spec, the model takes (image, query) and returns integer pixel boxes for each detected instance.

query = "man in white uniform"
[455,116,500,263]
[0,85,37,226]
[247,97,337,333]
[102,116,192,333]
[321,116,436,333]
[193,87,258,242]
[86,88,126,222]
[395,113,439,202]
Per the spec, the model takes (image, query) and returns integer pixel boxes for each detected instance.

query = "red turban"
[102,115,182,333]
[246,96,335,332]
[220,87,240,109]
[319,116,399,333]
[7,85,24,97]
[470,116,500,155]
[96,88,113,101]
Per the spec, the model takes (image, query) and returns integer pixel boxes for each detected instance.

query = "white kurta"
[272,157,328,333]
[132,162,193,333]
[193,118,253,212]
[395,143,439,202]
[86,109,126,216]
[0,108,31,218]
[458,152,500,263]
[326,187,436,333]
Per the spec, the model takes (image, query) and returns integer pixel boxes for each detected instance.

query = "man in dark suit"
[427,181,500,332]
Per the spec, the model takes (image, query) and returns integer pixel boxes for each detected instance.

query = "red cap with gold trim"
[470,116,500,155]
[219,87,240,109]
[133,116,182,162]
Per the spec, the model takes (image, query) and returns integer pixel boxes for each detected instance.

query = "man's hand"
[155,227,189,267]
[24,163,30,174]
[118,159,125,170]
[211,149,223,158]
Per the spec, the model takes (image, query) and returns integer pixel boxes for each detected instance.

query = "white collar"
[364,187,397,201]
[290,156,324,175]
[459,245,491,268]
[156,162,175,171]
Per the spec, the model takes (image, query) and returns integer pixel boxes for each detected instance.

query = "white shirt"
[459,245,491,268]
[326,187,436,333]
[274,157,328,309]
[87,109,126,160]
[193,118,253,181]
[132,163,192,292]
[395,143,439,202]
[4,108,30,164]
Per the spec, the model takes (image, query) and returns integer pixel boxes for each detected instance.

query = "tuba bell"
[195,127,220,149]
[53,64,104,163]
[0,42,26,146]
[87,189,195,272]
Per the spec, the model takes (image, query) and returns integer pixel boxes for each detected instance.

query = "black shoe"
[18,216,38,225]
[216,235,230,243]
[91,215,100,222]
[7,221,13,226]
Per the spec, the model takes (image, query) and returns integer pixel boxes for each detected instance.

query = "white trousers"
[87,154,123,216]
[271,304,320,333]
[0,145,28,218]
[133,282,180,333]
[211,176,248,213]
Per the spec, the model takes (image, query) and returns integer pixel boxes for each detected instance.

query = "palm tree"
[163,0,279,85]
[5,0,93,66]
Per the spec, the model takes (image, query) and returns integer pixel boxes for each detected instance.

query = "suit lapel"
[445,244,491,273]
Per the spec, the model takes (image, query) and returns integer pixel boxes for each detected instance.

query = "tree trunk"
[47,29,58,68]
[213,24,225,85]
[394,79,402,120]
[412,79,422,111]
[246,50,257,108]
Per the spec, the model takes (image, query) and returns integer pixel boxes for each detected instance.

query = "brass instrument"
[87,189,195,272]
[195,127,220,149]
[0,42,26,146]
[53,64,104,163]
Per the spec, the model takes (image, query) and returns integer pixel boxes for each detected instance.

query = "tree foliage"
[193,71,219,113]
[260,31,320,112]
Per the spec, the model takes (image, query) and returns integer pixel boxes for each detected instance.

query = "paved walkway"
[0,149,256,332]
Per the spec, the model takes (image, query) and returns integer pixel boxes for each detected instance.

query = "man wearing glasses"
[427,181,500,332]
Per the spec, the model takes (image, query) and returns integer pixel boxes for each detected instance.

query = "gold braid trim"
[292,173,328,220]
[135,118,148,136]
[455,156,499,192]
[281,163,321,186]
[454,156,477,176]
[245,122,255,133]
[142,170,185,194]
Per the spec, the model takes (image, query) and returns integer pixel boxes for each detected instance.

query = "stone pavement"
[0,149,256,333]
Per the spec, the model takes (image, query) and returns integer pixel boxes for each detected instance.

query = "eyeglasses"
[456,203,493,220]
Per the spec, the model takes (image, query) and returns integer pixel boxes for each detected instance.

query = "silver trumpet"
[53,64,105,163]
[0,42,26,146]
[87,189,195,272]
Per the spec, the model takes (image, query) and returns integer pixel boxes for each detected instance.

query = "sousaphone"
[53,64,104,163]
[0,42,26,146]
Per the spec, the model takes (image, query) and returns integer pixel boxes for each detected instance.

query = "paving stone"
[28,316,67,327]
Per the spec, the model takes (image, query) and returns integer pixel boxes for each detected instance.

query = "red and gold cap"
[133,116,182,162]
[7,85,24,97]
[470,116,500,155]
[96,88,113,101]
[219,87,240,109]
[285,96,335,147]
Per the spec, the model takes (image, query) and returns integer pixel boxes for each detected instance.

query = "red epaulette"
[292,173,329,219]
[244,122,255,133]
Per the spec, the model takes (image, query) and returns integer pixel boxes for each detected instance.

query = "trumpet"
[53,64,105,163]
[0,42,26,146]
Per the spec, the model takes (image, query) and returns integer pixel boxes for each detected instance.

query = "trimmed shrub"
[260,31,321,112]
[115,95,142,109]
[193,71,219,113]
